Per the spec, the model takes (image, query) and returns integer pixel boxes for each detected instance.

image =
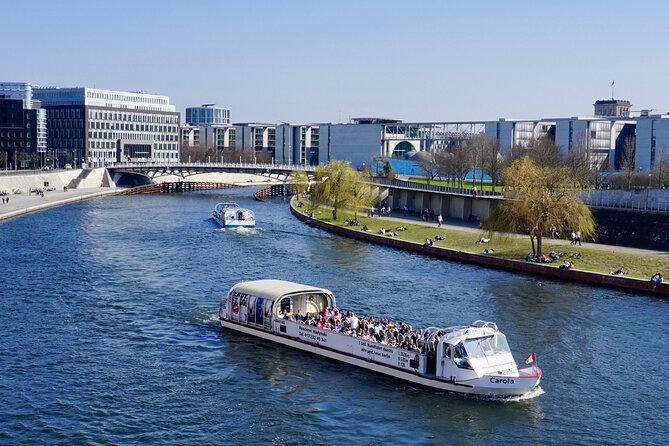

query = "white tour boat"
[219,280,542,397]
[212,202,256,228]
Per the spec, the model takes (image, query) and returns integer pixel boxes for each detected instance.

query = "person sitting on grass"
[650,272,663,287]
[476,237,490,244]
[560,260,572,269]
[361,225,369,232]
[396,226,407,231]
[483,248,494,254]
[434,235,446,241]
[387,231,399,237]
[611,267,626,276]
[423,238,433,247]
[378,227,386,234]
[525,253,533,262]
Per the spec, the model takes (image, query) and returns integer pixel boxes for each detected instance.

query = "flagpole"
[611,81,615,100]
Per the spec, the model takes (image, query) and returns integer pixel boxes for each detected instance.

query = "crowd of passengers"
[278,307,424,352]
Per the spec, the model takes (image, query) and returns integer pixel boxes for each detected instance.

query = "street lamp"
[646,173,652,209]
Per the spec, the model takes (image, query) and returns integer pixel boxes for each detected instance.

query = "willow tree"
[287,170,310,196]
[347,169,378,219]
[310,160,377,220]
[486,156,596,256]
[311,160,352,220]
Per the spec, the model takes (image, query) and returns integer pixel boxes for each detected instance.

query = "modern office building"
[0,82,47,169]
[232,123,276,160]
[34,87,180,167]
[185,104,230,126]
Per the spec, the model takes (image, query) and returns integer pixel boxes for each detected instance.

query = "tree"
[310,160,353,220]
[416,152,440,183]
[479,136,503,192]
[486,157,596,257]
[651,146,669,188]
[287,170,309,196]
[347,169,378,219]
[620,135,636,190]
[564,131,593,188]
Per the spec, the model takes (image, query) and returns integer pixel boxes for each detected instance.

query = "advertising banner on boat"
[278,321,421,372]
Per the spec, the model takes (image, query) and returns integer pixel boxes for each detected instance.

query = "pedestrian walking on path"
[437,214,443,228]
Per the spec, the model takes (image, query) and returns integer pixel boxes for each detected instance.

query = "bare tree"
[564,131,592,188]
[480,137,503,192]
[620,135,636,190]
[416,151,440,184]
[527,136,563,169]
[651,145,669,188]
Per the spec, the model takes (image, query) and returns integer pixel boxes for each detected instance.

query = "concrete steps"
[67,169,93,189]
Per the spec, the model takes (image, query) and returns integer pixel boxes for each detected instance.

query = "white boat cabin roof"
[231,279,335,303]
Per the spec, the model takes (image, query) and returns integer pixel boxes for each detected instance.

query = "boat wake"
[214,227,262,235]
[490,386,545,403]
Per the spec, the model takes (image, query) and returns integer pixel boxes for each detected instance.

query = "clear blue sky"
[2,0,667,123]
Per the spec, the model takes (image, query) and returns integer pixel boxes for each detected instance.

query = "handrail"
[370,177,505,198]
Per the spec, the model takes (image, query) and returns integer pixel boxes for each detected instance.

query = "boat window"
[461,335,511,361]
[453,343,473,369]
[247,296,256,324]
[443,344,452,359]
[255,297,264,325]
[279,298,292,314]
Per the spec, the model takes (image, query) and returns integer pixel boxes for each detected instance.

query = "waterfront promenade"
[291,200,669,295]
[0,187,118,222]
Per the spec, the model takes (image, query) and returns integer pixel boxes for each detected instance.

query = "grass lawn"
[407,177,501,192]
[294,198,669,280]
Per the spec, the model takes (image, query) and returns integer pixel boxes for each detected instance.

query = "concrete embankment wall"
[592,207,669,251]
[0,170,81,193]
[290,205,669,297]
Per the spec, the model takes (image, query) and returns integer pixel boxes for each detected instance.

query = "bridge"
[108,162,315,181]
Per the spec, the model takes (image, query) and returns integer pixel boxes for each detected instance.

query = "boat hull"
[220,319,540,397]
[213,214,256,228]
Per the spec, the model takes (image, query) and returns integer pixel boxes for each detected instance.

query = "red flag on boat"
[525,353,537,364]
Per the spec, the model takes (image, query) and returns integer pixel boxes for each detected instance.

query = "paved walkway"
[368,211,669,258]
[0,187,119,222]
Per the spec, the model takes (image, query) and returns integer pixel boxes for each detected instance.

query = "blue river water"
[0,190,667,445]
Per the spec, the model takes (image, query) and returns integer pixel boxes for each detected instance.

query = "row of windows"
[0,131,30,138]
[0,141,31,148]
[86,91,168,105]
[88,131,178,142]
[90,121,177,133]
[88,141,178,151]
[88,110,178,124]
[48,109,83,119]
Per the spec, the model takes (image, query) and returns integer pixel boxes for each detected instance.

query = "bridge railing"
[371,177,505,198]
[110,161,316,172]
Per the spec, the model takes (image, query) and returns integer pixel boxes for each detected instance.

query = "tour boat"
[219,280,542,397]
[212,202,256,228]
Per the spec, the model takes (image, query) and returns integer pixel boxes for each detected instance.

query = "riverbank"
[0,187,120,222]
[290,199,669,296]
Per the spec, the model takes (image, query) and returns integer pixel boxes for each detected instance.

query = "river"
[0,190,667,445]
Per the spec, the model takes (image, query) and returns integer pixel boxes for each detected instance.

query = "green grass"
[294,198,669,280]
[407,177,501,192]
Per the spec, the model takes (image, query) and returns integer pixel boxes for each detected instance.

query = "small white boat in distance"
[212,202,256,228]
[219,280,542,398]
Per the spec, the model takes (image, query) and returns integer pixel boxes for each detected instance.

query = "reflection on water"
[0,190,667,444]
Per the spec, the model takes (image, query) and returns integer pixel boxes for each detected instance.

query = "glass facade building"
[0,82,47,169]
[185,105,230,126]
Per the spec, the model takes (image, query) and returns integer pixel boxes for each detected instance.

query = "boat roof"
[231,280,335,301]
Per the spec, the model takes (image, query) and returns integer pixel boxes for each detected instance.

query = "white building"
[34,87,180,167]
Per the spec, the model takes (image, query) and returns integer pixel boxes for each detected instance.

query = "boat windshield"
[460,334,511,360]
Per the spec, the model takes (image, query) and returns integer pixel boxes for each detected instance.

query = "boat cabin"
[220,279,336,330]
